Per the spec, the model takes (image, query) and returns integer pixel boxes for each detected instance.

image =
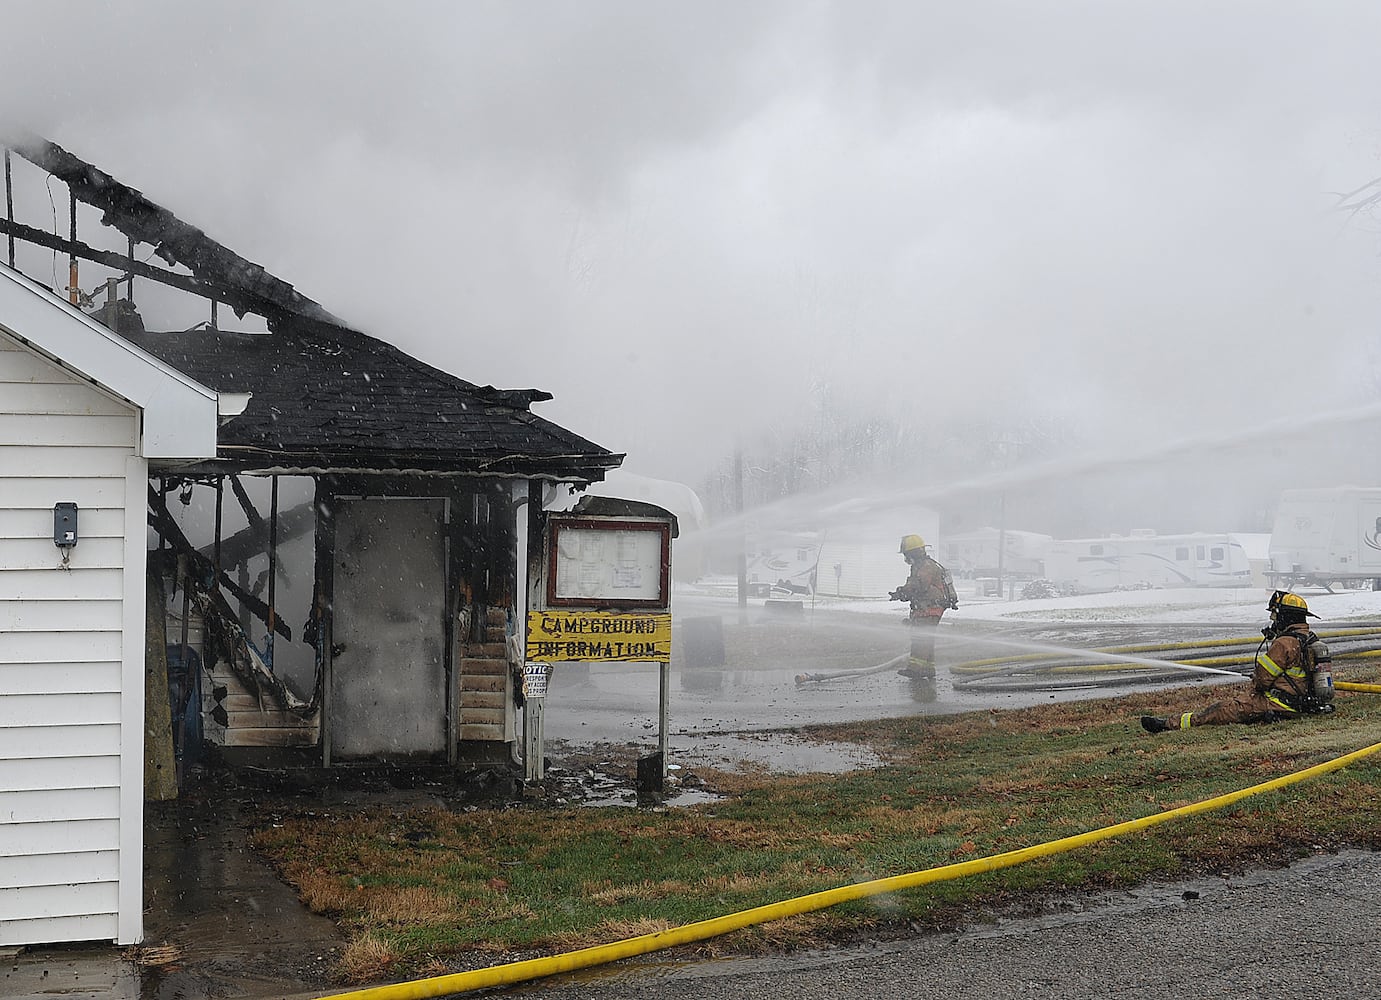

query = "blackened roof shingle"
[120,323,622,480]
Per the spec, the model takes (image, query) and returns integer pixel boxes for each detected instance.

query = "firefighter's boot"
[899,660,936,680]
[1140,716,1172,734]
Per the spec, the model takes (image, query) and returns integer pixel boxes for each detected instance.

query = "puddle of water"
[671,731,881,775]
[137,796,343,998]
[546,730,880,810]
[1,946,140,999]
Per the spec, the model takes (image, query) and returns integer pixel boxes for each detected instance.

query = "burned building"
[0,136,621,946]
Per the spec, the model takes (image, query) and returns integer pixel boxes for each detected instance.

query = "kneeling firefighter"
[1141,591,1333,733]
[890,534,959,679]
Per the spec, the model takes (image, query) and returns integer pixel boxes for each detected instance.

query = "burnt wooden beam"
[455,492,480,642]
[148,486,292,643]
[7,134,346,329]
[228,475,266,533]
[487,487,515,609]
[315,487,335,766]
[3,149,13,267]
[267,476,279,664]
[204,498,313,575]
[0,218,238,305]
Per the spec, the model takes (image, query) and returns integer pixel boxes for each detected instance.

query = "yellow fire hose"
[316,734,1381,1000]
[950,628,1381,675]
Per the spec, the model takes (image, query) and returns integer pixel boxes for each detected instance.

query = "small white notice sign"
[523,662,550,700]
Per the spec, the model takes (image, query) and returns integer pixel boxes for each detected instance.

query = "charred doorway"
[329,498,448,759]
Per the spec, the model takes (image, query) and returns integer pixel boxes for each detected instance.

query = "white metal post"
[658,660,669,781]
[516,480,546,784]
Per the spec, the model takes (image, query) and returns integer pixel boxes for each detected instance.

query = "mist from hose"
[671,588,1263,691]
[684,397,1381,547]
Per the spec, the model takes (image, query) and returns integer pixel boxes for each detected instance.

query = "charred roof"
[6,134,345,332]
[2,135,622,481]
[120,322,620,479]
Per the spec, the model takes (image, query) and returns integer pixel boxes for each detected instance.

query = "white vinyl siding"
[0,445,134,478]
[0,849,118,887]
[0,333,138,946]
[0,755,122,790]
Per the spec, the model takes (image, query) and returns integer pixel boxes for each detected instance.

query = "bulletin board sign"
[546,517,671,609]
[527,610,673,662]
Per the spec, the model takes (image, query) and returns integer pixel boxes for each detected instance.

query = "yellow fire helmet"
[899,534,927,555]
[1268,590,1318,618]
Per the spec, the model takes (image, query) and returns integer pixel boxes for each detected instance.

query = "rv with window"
[939,528,1052,579]
[1267,487,1381,590]
[1043,530,1252,594]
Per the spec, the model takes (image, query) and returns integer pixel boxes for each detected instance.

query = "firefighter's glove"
[889,589,906,601]
[950,600,960,610]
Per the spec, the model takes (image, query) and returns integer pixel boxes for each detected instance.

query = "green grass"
[250,673,1381,982]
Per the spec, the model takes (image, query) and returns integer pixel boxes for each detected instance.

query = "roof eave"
[161,448,625,482]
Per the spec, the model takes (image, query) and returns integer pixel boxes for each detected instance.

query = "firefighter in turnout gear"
[890,534,959,679]
[1140,591,1334,733]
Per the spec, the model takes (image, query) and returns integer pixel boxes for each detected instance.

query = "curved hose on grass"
[316,737,1381,1000]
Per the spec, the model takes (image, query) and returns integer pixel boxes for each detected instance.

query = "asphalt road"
[507,850,1381,1000]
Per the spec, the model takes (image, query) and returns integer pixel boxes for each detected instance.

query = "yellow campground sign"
[526,610,673,663]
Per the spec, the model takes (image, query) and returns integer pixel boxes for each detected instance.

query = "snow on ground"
[942,584,1381,626]
[870,585,1381,626]
[682,577,1381,627]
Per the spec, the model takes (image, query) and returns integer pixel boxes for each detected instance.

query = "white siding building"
[0,268,216,947]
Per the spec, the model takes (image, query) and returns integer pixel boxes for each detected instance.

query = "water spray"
[683,397,1381,547]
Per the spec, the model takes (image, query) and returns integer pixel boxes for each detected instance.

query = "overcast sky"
[4,2,1381,489]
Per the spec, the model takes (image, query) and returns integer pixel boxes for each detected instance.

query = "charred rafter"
[4,133,348,332]
[148,485,292,644]
[0,218,231,303]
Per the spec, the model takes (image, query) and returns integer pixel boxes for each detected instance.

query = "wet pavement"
[5,796,342,1000]
[136,796,345,999]
[542,605,1227,759]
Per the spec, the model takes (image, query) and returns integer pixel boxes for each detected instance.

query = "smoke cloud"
[3,2,1381,508]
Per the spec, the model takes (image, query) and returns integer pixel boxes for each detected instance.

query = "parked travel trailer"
[1268,487,1381,590]
[939,528,1052,579]
[743,507,942,600]
[744,531,823,596]
[1043,530,1252,593]
[817,508,942,599]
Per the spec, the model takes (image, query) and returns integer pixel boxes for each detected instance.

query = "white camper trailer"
[1268,487,1381,590]
[742,507,942,600]
[1043,530,1252,594]
[939,528,1052,579]
[817,508,942,599]
[744,531,823,596]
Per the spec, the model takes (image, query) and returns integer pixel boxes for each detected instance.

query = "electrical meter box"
[54,502,78,548]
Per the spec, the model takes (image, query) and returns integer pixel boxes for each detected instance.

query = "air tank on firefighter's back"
[1312,641,1334,707]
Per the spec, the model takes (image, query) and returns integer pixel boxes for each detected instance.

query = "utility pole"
[996,492,1007,600]
[735,445,747,625]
